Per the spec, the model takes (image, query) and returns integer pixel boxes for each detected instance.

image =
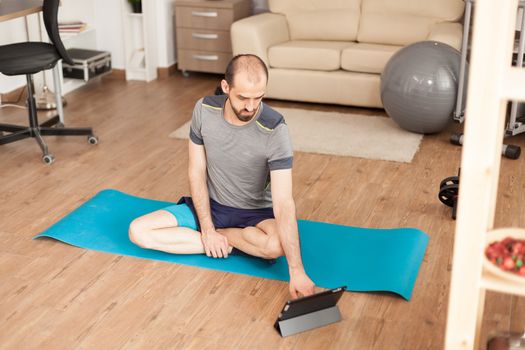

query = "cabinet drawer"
[176,28,232,52]
[178,49,231,74]
[176,6,233,30]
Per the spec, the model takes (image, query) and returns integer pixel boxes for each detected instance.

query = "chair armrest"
[231,13,290,65]
[427,22,463,50]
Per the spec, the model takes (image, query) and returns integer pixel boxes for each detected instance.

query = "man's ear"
[220,79,230,94]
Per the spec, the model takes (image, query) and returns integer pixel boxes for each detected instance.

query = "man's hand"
[201,228,230,258]
[289,269,315,299]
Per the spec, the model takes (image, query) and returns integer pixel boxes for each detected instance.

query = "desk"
[0,0,42,22]
[0,0,66,124]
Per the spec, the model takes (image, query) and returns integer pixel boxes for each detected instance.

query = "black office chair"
[0,0,98,164]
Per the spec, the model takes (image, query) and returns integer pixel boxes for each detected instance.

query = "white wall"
[58,0,95,25]
[1,0,263,94]
[94,0,125,69]
[0,0,177,94]
[155,0,176,67]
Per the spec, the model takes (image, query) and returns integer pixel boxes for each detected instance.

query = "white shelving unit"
[444,0,525,349]
[121,0,157,81]
[39,10,99,95]
[60,26,98,94]
[42,0,101,95]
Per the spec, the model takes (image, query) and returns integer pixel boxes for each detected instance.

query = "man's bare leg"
[129,210,206,254]
[218,219,284,259]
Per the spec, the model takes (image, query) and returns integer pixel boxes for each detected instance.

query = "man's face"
[221,71,266,122]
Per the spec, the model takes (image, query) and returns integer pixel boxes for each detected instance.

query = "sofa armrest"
[231,13,290,65]
[427,22,463,50]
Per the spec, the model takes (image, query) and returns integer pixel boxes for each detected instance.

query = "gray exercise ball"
[381,41,466,134]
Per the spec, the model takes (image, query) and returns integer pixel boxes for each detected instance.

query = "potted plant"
[128,0,142,13]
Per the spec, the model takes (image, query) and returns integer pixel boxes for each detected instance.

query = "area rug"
[169,107,423,163]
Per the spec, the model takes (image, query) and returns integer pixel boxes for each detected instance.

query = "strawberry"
[513,242,523,255]
[502,257,515,270]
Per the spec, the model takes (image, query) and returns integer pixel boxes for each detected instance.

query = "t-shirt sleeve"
[267,123,293,171]
[189,99,204,145]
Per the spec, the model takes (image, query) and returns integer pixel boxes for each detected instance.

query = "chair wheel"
[42,154,55,165]
[88,135,99,145]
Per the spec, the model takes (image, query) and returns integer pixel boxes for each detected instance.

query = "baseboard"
[109,68,177,80]
[157,63,177,79]
[0,86,26,104]
[109,69,126,80]
[103,66,177,81]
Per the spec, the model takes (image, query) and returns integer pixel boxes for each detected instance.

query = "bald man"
[129,54,315,299]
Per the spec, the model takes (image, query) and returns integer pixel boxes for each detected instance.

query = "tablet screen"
[278,286,346,321]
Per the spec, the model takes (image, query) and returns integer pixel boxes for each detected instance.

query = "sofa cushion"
[269,0,361,41]
[268,41,353,71]
[341,43,402,74]
[267,68,383,108]
[358,0,464,46]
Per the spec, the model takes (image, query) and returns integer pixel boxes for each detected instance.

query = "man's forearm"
[275,200,304,271]
[189,175,214,231]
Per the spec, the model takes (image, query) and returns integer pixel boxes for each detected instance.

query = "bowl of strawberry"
[484,228,525,284]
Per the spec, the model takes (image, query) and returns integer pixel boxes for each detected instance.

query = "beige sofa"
[231,0,465,108]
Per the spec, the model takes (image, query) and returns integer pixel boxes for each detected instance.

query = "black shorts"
[178,196,275,230]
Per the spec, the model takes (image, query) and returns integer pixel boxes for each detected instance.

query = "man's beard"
[235,110,255,122]
[229,99,257,122]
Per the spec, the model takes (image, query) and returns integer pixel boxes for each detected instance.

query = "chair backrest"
[43,0,74,65]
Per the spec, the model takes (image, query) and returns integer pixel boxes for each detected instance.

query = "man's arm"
[188,140,229,258]
[270,169,315,298]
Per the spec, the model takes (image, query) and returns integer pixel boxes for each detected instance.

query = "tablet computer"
[274,286,347,336]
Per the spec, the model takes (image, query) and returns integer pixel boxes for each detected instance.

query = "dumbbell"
[450,133,521,159]
[439,175,459,220]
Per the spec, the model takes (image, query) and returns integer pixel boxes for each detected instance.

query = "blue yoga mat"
[34,189,429,300]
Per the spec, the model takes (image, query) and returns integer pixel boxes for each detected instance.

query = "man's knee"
[262,235,284,259]
[128,218,152,248]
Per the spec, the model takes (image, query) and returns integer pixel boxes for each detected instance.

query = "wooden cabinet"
[175,0,251,75]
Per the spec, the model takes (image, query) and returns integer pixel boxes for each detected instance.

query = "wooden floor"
[1,72,524,349]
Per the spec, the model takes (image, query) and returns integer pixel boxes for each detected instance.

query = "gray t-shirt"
[189,95,293,209]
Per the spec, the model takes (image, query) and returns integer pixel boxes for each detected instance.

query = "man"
[129,54,315,299]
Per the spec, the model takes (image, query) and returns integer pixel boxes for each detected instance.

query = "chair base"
[0,115,97,164]
[0,74,97,164]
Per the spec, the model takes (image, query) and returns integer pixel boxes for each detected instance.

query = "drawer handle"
[193,54,219,61]
[191,11,218,17]
[192,33,219,40]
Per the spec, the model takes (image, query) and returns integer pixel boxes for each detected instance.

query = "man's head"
[221,54,268,122]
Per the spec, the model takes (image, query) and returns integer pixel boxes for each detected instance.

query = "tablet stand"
[275,305,342,337]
